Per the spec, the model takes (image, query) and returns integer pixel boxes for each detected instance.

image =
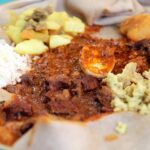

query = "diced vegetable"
[115,122,127,134]
[21,29,49,43]
[15,39,48,55]
[46,20,61,31]
[7,11,18,26]
[49,35,72,48]
[19,8,35,19]
[6,18,26,44]
[61,34,73,40]
[6,25,22,44]
[47,12,70,26]
[5,9,86,54]
[63,17,85,35]
[15,19,26,28]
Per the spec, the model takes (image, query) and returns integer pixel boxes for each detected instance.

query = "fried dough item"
[80,46,115,78]
[120,14,150,41]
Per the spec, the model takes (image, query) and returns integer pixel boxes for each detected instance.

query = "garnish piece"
[115,122,127,134]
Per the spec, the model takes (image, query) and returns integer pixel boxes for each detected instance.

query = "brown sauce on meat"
[0,26,150,145]
[113,40,149,73]
[5,34,116,121]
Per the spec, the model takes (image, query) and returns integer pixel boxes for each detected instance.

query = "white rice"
[0,40,30,88]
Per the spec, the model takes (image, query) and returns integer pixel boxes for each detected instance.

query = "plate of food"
[0,0,150,150]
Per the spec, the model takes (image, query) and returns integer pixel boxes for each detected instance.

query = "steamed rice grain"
[0,40,30,88]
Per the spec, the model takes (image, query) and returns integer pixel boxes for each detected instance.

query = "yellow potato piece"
[21,29,49,43]
[6,25,22,44]
[49,34,72,48]
[19,8,35,19]
[47,12,70,26]
[63,17,85,35]
[46,20,61,31]
[15,19,26,28]
[6,19,26,44]
[61,34,73,40]
[7,11,18,26]
[120,14,150,41]
[15,39,48,55]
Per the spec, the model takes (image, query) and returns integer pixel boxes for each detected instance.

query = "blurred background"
[0,0,13,5]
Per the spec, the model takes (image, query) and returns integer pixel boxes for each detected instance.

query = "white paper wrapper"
[66,0,150,25]
[0,1,150,150]
[13,112,150,150]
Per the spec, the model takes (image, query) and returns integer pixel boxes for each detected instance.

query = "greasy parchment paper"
[0,0,150,150]
[14,112,150,150]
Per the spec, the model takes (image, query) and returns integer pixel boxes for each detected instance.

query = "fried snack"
[120,14,150,41]
[80,45,115,78]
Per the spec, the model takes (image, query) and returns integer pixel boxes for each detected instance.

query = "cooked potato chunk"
[6,25,22,44]
[47,12,70,26]
[6,19,26,44]
[15,39,48,55]
[21,29,49,43]
[46,20,61,31]
[15,19,26,28]
[19,8,35,19]
[49,35,72,48]
[120,14,150,41]
[63,17,85,35]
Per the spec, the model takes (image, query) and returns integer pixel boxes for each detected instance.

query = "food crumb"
[105,134,118,142]
[115,122,127,134]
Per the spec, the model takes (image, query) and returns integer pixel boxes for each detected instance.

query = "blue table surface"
[0,0,13,5]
